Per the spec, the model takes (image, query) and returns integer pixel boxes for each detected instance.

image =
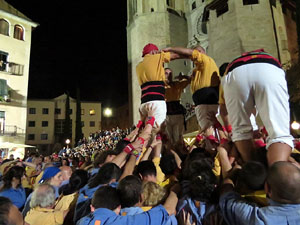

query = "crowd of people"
[0,43,300,225]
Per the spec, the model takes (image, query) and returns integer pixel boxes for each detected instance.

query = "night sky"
[5,0,128,108]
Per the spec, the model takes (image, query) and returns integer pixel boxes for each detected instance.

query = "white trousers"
[222,63,294,149]
[139,100,167,126]
[195,104,219,132]
[165,114,184,144]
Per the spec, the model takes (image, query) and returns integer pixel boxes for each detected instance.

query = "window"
[55,108,61,114]
[28,121,35,127]
[0,51,8,71]
[0,111,5,134]
[55,119,72,134]
[41,134,48,140]
[0,19,9,36]
[192,1,196,10]
[42,108,49,114]
[216,3,228,17]
[166,0,170,6]
[28,134,35,140]
[81,109,85,115]
[0,79,8,99]
[69,109,73,114]
[81,121,84,127]
[243,0,258,5]
[90,121,95,127]
[42,121,48,127]
[89,109,96,115]
[29,108,36,114]
[13,25,24,40]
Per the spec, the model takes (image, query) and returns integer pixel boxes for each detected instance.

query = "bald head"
[267,161,300,204]
[60,166,72,181]
[194,46,206,54]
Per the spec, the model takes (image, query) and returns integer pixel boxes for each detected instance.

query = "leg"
[223,65,255,162]
[252,63,293,165]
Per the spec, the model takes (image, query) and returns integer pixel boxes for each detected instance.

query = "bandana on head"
[142,43,158,57]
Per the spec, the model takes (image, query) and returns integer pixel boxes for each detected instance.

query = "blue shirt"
[220,191,300,225]
[0,186,26,209]
[177,197,218,225]
[77,205,170,225]
[120,207,144,216]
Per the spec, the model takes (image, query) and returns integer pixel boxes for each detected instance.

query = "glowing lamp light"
[65,139,70,145]
[104,108,112,117]
[291,121,300,130]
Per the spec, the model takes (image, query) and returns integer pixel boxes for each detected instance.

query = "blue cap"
[39,167,61,183]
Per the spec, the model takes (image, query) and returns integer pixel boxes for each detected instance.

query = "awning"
[0,142,35,149]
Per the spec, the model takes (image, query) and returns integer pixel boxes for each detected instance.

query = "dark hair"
[160,153,177,176]
[0,196,13,225]
[88,163,121,188]
[237,161,267,191]
[62,169,89,195]
[189,165,218,202]
[93,150,118,168]
[114,140,130,154]
[219,62,229,77]
[135,160,157,178]
[291,153,300,163]
[62,158,70,166]
[117,175,142,208]
[92,186,120,210]
[0,166,25,191]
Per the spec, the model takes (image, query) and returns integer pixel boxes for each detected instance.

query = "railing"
[0,125,25,136]
[0,61,24,76]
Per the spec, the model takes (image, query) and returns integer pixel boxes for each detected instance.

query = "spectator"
[25,184,68,225]
[0,166,26,209]
[0,196,24,225]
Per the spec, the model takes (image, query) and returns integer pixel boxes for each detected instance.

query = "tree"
[63,91,71,143]
[75,87,83,146]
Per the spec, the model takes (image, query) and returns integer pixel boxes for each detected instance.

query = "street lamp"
[291,121,300,130]
[65,139,70,149]
[104,108,112,117]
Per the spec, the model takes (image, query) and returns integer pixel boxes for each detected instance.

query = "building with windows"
[26,94,102,154]
[127,0,297,132]
[0,0,38,149]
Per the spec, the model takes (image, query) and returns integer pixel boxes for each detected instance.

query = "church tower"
[127,0,189,125]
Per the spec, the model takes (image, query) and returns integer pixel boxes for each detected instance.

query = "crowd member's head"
[61,169,89,195]
[114,139,130,154]
[44,155,52,164]
[59,165,72,182]
[135,160,157,183]
[88,163,121,188]
[160,153,177,177]
[93,150,118,168]
[0,166,25,191]
[187,160,218,202]
[194,46,206,54]
[117,175,143,208]
[0,197,23,225]
[39,166,63,187]
[91,186,121,214]
[30,184,56,208]
[165,68,173,84]
[266,161,300,204]
[62,158,70,166]
[235,161,267,193]
[142,181,166,207]
[142,43,159,57]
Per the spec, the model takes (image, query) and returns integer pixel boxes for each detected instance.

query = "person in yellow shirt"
[165,68,190,145]
[163,46,220,134]
[25,184,68,225]
[136,43,180,127]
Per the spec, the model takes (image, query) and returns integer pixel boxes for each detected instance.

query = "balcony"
[0,125,25,137]
[0,61,24,76]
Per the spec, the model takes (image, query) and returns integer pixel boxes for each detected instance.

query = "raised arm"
[163,47,194,58]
